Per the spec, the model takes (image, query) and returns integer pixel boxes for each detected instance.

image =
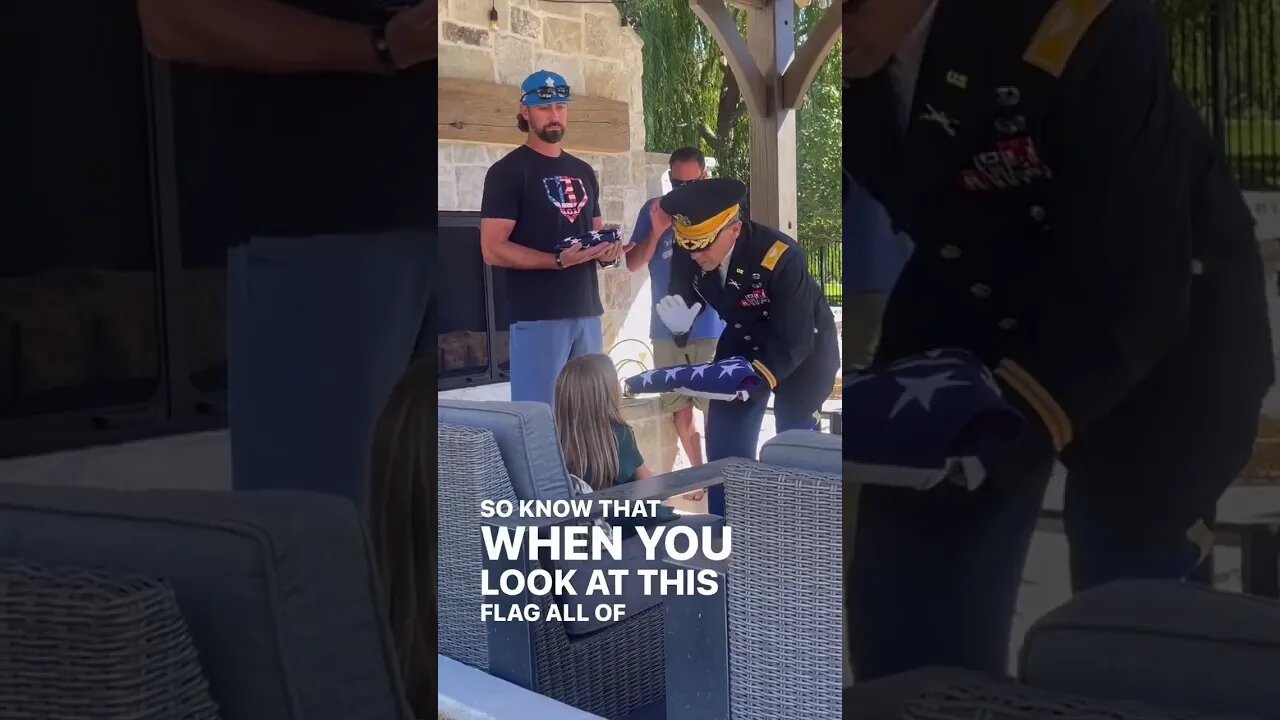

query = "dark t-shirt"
[480,145,603,323]
[611,422,645,487]
[608,422,677,531]
[187,1,432,242]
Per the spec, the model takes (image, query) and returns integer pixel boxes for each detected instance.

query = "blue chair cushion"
[439,399,573,502]
[760,431,841,475]
[0,484,409,720]
[1020,579,1280,719]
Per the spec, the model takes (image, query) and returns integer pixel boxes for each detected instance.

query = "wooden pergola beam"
[437,77,631,154]
[781,2,842,109]
[690,0,768,118]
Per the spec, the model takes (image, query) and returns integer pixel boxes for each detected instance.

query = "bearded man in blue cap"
[480,70,631,406]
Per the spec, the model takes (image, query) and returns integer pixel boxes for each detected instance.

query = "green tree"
[621,0,842,255]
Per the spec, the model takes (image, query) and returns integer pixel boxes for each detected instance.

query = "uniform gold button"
[970,283,992,298]
[1029,205,1046,222]
[998,317,1018,330]
[941,245,962,260]
[734,323,742,329]
[744,335,751,341]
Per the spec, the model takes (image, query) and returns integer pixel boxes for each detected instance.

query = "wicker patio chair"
[438,399,729,720]
[0,558,221,720]
[664,430,844,720]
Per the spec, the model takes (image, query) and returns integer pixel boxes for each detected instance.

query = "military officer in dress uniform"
[843,0,1275,680]
[653,178,841,516]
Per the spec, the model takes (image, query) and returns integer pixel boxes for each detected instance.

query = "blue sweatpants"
[508,317,603,406]
[228,230,431,507]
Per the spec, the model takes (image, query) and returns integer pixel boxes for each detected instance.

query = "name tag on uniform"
[742,289,770,307]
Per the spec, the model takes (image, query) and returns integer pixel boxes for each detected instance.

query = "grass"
[1222,117,1280,189]
[1226,117,1280,155]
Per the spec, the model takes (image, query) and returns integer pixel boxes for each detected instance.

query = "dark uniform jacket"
[844,0,1273,455]
[668,221,840,399]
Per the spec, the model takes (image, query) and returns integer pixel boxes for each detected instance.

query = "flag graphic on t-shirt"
[543,176,590,223]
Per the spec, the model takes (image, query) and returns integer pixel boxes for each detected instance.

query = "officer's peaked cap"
[660,177,747,251]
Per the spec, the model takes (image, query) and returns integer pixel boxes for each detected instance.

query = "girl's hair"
[366,358,436,718]
[554,354,626,490]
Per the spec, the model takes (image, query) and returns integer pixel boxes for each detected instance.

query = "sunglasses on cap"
[523,85,572,101]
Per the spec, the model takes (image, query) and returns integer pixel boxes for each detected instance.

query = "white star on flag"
[889,371,971,418]
[842,348,1028,494]
[846,372,877,389]
[622,356,762,403]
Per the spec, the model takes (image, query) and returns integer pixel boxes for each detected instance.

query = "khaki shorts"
[651,338,719,415]
[843,292,889,373]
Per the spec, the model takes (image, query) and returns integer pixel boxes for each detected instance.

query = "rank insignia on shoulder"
[1024,0,1112,78]
[761,240,789,270]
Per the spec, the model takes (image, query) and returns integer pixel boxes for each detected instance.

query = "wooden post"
[692,0,836,237]
[745,0,797,234]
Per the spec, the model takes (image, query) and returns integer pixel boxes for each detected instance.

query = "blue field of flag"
[843,348,1026,490]
[624,356,762,402]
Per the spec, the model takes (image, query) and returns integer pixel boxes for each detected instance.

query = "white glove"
[656,295,702,335]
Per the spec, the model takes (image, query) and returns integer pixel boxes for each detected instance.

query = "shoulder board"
[761,240,789,271]
[1023,0,1112,78]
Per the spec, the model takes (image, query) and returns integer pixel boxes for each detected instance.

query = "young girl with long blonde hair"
[553,353,654,490]
[366,358,435,718]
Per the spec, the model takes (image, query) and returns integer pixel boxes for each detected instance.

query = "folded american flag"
[843,348,1026,491]
[554,227,624,251]
[624,356,762,402]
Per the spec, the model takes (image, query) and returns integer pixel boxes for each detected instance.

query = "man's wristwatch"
[371,24,398,74]
[554,252,565,270]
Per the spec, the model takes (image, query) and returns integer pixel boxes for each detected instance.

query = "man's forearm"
[626,225,663,271]
[138,0,384,74]
[483,240,558,270]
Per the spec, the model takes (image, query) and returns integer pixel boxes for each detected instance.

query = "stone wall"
[437,0,649,351]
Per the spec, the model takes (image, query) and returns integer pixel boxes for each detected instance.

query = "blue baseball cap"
[520,70,574,106]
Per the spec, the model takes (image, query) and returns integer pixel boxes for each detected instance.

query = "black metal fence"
[805,241,842,308]
[1161,0,1280,188]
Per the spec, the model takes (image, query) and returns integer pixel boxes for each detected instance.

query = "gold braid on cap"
[673,205,740,251]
